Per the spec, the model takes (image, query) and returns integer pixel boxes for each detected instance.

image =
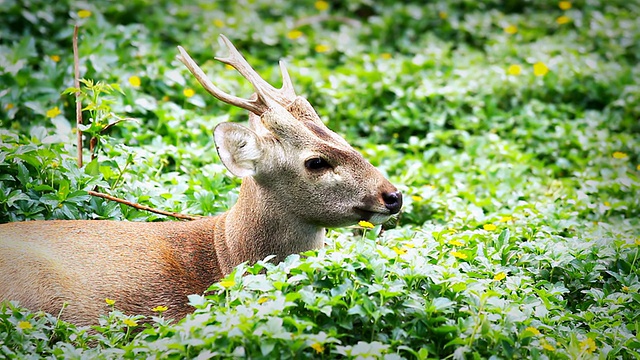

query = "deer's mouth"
[354,207,391,224]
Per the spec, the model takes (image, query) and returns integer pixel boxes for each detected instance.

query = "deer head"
[177,35,402,230]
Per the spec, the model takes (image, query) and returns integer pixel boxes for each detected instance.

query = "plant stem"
[467,296,486,347]
[73,25,83,168]
[112,158,131,190]
[630,247,639,271]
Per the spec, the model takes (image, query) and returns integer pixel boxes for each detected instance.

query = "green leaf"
[64,191,90,206]
[497,228,510,247]
[62,87,80,95]
[260,341,275,356]
[84,159,100,176]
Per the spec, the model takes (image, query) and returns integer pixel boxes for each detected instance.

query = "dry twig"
[88,190,202,221]
[73,25,83,167]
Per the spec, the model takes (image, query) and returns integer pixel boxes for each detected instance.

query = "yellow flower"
[315,44,330,53]
[225,64,234,70]
[636,164,640,171]
[533,62,549,77]
[483,224,497,231]
[258,297,269,304]
[105,298,115,305]
[451,251,467,259]
[541,339,555,351]
[50,55,60,62]
[392,247,406,255]
[128,75,141,88]
[380,53,392,60]
[213,19,225,27]
[220,280,236,288]
[46,106,61,118]
[404,242,415,249]
[411,195,422,202]
[603,201,611,207]
[358,220,375,229]
[612,151,628,159]
[525,326,541,335]
[311,342,325,353]
[622,286,630,292]
[286,30,303,40]
[151,305,168,312]
[6,103,14,110]
[123,318,138,327]
[77,10,92,18]
[507,64,522,76]
[315,0,329,11]
[183,88,195,98]
[439,11,448,20]
[449,240,464,247]
[499,216,514,222]
[580,337,596,354]
[494,272,507,281]
[504,25,518,34]
[635,238,640,246]
[559,1,572,10]
[17,321,33,330]
[556,15,571,25]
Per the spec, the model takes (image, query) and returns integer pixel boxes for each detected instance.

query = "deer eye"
[304,157,331,171]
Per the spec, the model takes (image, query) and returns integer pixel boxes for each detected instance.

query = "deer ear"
[214,122,262,178]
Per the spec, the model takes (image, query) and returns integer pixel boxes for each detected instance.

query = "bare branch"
[73,25,83,167]
[88,190,202,221]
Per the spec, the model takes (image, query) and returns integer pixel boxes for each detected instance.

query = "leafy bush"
[1,0,638,358]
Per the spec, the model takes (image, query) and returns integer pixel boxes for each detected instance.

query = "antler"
[176,35,297,115]
[177,45,267,115]
[215,35,296,106]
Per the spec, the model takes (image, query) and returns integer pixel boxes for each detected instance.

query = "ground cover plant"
[1,0,638,358]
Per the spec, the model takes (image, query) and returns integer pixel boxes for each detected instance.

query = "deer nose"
[382,191,402,214]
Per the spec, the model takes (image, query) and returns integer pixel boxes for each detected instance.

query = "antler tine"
[278,60,296,99]
[176,45,267,115]
[215,35,294,107]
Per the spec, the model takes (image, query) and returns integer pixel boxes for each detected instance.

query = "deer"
[0,35,402,326]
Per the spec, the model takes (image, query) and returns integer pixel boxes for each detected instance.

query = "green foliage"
[62,79,129,158]
[1,0,639,358]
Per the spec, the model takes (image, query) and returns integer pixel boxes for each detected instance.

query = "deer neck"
[221,177,324,271]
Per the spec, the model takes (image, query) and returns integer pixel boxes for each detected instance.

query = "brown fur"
[0,218,222,324]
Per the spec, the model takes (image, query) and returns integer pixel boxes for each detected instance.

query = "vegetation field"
[1,0,639,358]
